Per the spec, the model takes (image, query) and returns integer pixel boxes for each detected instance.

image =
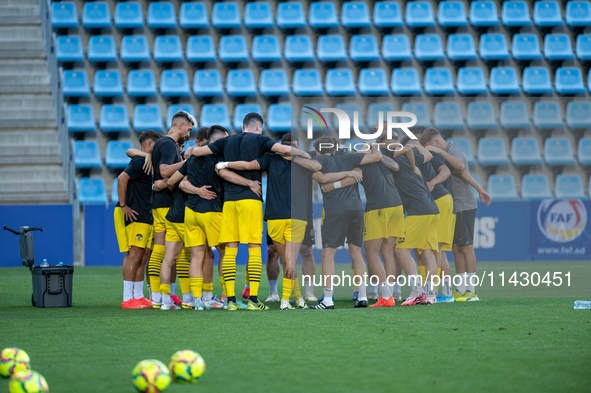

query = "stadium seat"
[67,105,96,133]
[94,70,124,98]
[502,1,532,27]
[469,1,500,27]
[566,102,591,129]
[487,175,519,200]
[478,138,509,166]
[186,36,216,63]
[226,69,257,98]
[521,174,553,200]
[467,102,497,129]
[111,178,118,203]
[180,3,209,29]
[233,104,263,131]
[334,103,366,134]
[433,102,464,130]
[576,34,591,62]
[267,104,292,133]
[555,67,585,95]
[293,69,323,96]
[62,70,90,98]
[555,175,586,199]
[193,70,224,98]
[544,137,576,166]
[100,105,130,133]
[566,1,591,28]
[309,2,339,29]
[56,36,84,63]
[373,1,403,28]
[147,2,177,29]
[350,35,380,62]
[78,178,108,204]
[489,67,520,95]
[511,137,543,166]
[166,104,196,130]
[276,2,306,29]
[382,35,413,62]
[74,141,102,169]
[447,34,477,61]
[252,35,282,63]
[212,2,241,29]
[218,36,249,63]
[284,35,314,63]
[114,2,144,29]
[533,1,563,28]
[259,69,290,97]
[300,103,332,132]
[414,34,445,62]
[447,138,476,166]
[82,2,111,29]
[160,69,190,98]
[500,101,531,129]
[317,35,348,63]
[533,101,564,129]
[544,34,574,61]
[106,140,133,169]
[424,68,455,96]
[341,2,371,29]
[52,2,78,29]
[133,105,164,132]
[325,69,356,96]
[127,70,157,98]
[438,1,468,28]
[359,68,389,96]
[87,35,117,63]
[244,2,274,30]
[120,36,150,63]
[522,67,553,95]
[479,34,510,61]
[154,35,183,63]
[457,67,487,95]
[200,104,231,130]
[405,1,436,29]
[401,103,432,128]
[367,103,395,127]
[512,34,542,62]
[578,137,591,165]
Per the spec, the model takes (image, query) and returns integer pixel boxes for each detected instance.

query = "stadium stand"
[133,105,164,132]
[259,69,290,97]
[82,2,111,29]
[308,2,339,30]
[276,2,306,30]
[424,68,455,96]
[544,138,576,166]
[438,1,468,29]
[244,2,274,30]
[576,35,591,62]
[147,2,177,30]
[414,34,445,62]
[533,1,563,28]
[267,104,292,133]
[105,140,132,169]
[200,104,231,130]
[120,35,150,64]
[317,35,347,63]
[359,69,389,96]
[511,137,543,166]
[578,138,591,166]
[555,175,587,199]
[78,178,108,204]
[51,2,78,29]
[405,1,436,29]
[567,103,591,129]
[566,1,591,28]
[93,70,124,98]
[293,69,323,96]
[186,36,216,63]
[373,1,403,28]
[522,67,553,95]
[433,102,464,130]
[284,35,315,63]
[56,36,84,63]
[512,34,543,62]
[179,3,209,30]
[478,138,510,167]
[469,1,500,28]
[391,68,422,96]
[448,138,476,166]
[87,35,117,64]
[544,34,575,62]
[521,174,553,200]
[341,2,371,30]
[62,70,90,98]
[533,101,564,129]
[325,69,356,96]
[226,69,257,98]
[212,2,241,30]
[350,35,380,63]
[100,105,130,134]
[111,178,119,203]
[367,103,395,127]
[153,35,183,64]
[555,67,586,95]
[75,140,102,169]
[502,1,532,28]
[114,2,143,29]
[127,70,157,98]
[218,35,249,63]
[490,67,520,95]
[67,105,96,133]
[160,69,191,98]
[500,101,532,129]
[447,34,477,62]
[252,36,282,63]
[487,175,520,200]
[193,70,223,98]
[479,33,510,61]
[402,102,432,127]
[457,67,487,95]
[382,34,413,62]
[466,102,498,130]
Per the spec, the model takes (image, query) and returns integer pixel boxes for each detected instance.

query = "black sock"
[228,296,236,303]
[249,295,258,303]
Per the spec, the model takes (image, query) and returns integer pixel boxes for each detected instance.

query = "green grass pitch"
[1,262,590,393]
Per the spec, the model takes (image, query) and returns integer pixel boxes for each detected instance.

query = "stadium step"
[0,166,67,181]
[0,73,51,93]
[0,94,54,109]
[0,26,43,40]
[0,108,57,129]
[0,130,59,145]
[0,5,40,25]
[0,144,62,165]
[0,39,46,58]
[0,59,48,74]
[0,190,69,203]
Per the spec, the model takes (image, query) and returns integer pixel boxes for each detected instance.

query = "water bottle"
[573,301,591,309]
[40,259,49,267]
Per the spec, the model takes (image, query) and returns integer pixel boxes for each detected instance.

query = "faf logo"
[537,199,587,243]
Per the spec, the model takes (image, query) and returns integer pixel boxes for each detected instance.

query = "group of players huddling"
[114,110,492,311]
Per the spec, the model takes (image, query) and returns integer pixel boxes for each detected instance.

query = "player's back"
[314,154,363,216]
[258,153,292,220]
[186,154,224,213]
[124,156,153,225]
[151,136,180,208]
[360,161,402,212]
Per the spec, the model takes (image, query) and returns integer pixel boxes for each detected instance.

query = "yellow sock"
[148,244,165,292]
[189,277,203,298]
[282,277,292,301]
[418,266,426,286]
[293,277,302,300]
[352,267,358,290]
[248,247,262,297]
[177,248,191,295]
[219,276,226,295]
[160,283,171,295]
[203,283,213,293]
[222,247,238,298]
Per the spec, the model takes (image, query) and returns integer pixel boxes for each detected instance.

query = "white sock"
[133,281,144,299]
[378,282,391,299]
[323,288,334,306]
[443,277,452,297]
[162,294,172,305]
[269,280,278,293]
[170,283,176,296]
[152,292,162,303]
[203,292,213,301]
[393,283,401,293]
[305,283,314,295]
[358,282,367,301]
[369,283,378,294]
[456,274,466,293]
[182,293,193,303]
[424,281,434,295]
[466,273,476,293]
[410,275,420,290]
[123,281,134,301]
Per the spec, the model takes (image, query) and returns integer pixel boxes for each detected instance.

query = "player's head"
[314,135,337,155]
[281,133,299,149]
[207,125,229,143]
[170,110,196,141]
[138,130,162,153]
[376,121,398,144]
[399,134,419,146]
[196,127,209,147]
[420,127,447,149]
[242,113,264,134]
[409,126,426,142]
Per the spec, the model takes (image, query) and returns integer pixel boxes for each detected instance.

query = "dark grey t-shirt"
[445,142,477,212]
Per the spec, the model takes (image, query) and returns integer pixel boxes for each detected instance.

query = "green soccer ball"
[8,370,49,393]
[168,350,206,383]
[131,359,171,393]
[1,348,31,378]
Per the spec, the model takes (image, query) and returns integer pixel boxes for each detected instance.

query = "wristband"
[120,204,126,208]
[216,162,229,170]
[334,181,342,189]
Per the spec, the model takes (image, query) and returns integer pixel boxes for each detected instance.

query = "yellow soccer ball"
[1,348,31,378]
[8,370,49,393]
[131,359,171,393]
[168,350,206,383]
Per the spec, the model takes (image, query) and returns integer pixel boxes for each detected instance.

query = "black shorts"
[454,208,476,246]
[302,216,316,246]
[321,210,364,249]
[266,231,273,246]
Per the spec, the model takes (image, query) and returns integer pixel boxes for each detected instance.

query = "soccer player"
[264,234,281,302]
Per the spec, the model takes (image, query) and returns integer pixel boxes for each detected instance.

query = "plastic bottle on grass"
[573,301,591,309]
[40,259,49,267]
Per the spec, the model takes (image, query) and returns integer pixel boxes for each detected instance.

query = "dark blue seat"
[75,141,102,169]
[566,102,591,129]
[533,101,564,129]
[534,1,563,28]
[200,104,231,130]
[424,68,455,95]
[78,178,108,204]
[88,35,117,63]
[309,2,339,29]
[259,69,290,97]
[479,34,510,61]
[522,67,553,95]
[154,35,183,63]
[401,102,432,127]
[106,140,133,169]
[186,36,216,63]
[193,70,223,98]
[438,1,468,28]
[544,138,576,166]
[457,67,487,95]
[433,102,464,130]
[293,69,323,96]
[127,70,157,98]
[147,2,177,29]
[502,1,532,27]
[469,1,500,27]
[284,35,314,63]
[317,35,348,63]
[56,36,84,63]
[490,67,520,95]
[120,36,150,63]
[218,35,249,63]
[555,175,586,199]
[414,34,445,62]
[511,137,543,166]
[391,68,422,95]
[448,138,476,166]
[133,104,164,132]
[52,2,78,29]
[367,103,395,127]
[94,70,124,98]
[350,35,380,62]
[405,1,436,29]
[500,101,531,129]
[233,104,263,131]
[555,67,585,95]
[166,104,196,130]
[341,2,371,29]
[325,69,356,96]
[544,34,574,62]
[487,175,519,200]
[521,174,553,200]
[244,2,274,29]
[382,34,412,62]
[447,34,477,61]
[578,137,591,165]
[373,1,403,28]
[576,34,591,62]
[62,70,90,98]
[359,68,389,96]
[276,2,306,29]
[212,2,241,29]
[160,69,191,98]
[478,137,509,166]
[226,69,257,98]
[512,34,542,61]
[267,104,292,133]
[100,104,130,133]
[114,2,143,29]
[82,2,111,29]
[467,102,497,129]
[566,1,591,28]
[180,3,209,29]
[252,35,282,63]
[67,105,96,133]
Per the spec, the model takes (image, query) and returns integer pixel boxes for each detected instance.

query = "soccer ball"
[168,350,206,383]
[1,348,31,377]
[8,370,49,393]
[132,359,171,393]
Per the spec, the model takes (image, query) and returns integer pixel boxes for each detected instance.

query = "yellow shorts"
[114,206,128,253]
[267,219,307,244]
[126,222,153,250]
[396,214,440,254]
[435,194,455,252]
[165,220,185,243]
[219,200,263,244]
[184,207,222,247]
[152,207,170,233]
[363,206,405,241]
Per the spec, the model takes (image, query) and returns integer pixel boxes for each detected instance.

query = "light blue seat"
[566,1,591,27]
[511,137,543,166]
[166,104,196,130]
[67,105,96,133]
[567,102,591,129]
[447,34,477,61]
[300,103,332,131]
[78,178,108,204]
[252,35,282,63]
[186,36,216,63]
[88,35,117,63]
[382,34,412,62]
[341,2,371,29]
[373,1,403,28]
[447,138,476,165]
[578,138,591,165]
[457,67,487,95]
[544,138,576,166]
[233,104,263,131]
[293,69,323,96]
[479,33,510,61]
[359,68,389,96]
[226,69,257,98]
[193,70,223,98]
[75,141,102,169]
[467,102,497,129]
[555,175,586,199]
[367,103,395,127]
[424,68,455,96]
[147,2,177,29]
[259,69,290,97]
[469,1,500,27]
[183,140,196,153]
[218,35,249,63]
[82,2,111,29]
[114,2,143,29]
[160,69,190,98]
[317,35,347,63]
[309,2,339,29]
[120,35,150,63]
[52,2,78,29]
[127,70,157,98]
[94,70,124,98]
[490,67,520,95]
[502,1,532,27]
[100,105,130,133]
[180,3,209,29]
[533,101,564,128]
[521,174,553,200]
[438,1,468,28]
[106,140,133,169]
[244,2,274,29]
[277,2,306,29]
[534,1,563,28]
[555,67,585,95]
[154,35,183,63]
[500,101,531,129]
[284,35,314,63]
[133,105,164,132]
[522,67,553,95]
[62,70,90,97]
[325,69,356,96]
[111,178,118,203]
[405,1,436,29]
[391,68,421,95]
[433,102,464,130]
[512,34,542,61]
[56,36,84,63]
[334,103,365,134]
[544,34,574,61]
[414,34,445,62]
[212,2,241,29]
[200,104,231,130]
[267,104,292,133]
[478,137,509,166]
[350,35,380,62]
[576,34,591,62]
[487,175,519,200]
[401,102,432,127]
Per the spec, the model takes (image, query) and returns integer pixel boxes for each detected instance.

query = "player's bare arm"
[117,172,138,222]
[191,145,214,157]
[293,156,322,172]
[359,147,382,165]
[159,161,184,179]
[321,169,362,193]
[454,169,492,206]
[225,160,261,171]
[152,179,168,192]
[404,147,421,178]
[312,170,361,184]
[166,171,185,191]
[427,164,451,192]
[409,141,433,162]
[271,143,310,158]
[179,178,216,200]
[217,168,262,197]
[381,155,400,172]
[125,148,153,174]
[426,146,465,171]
